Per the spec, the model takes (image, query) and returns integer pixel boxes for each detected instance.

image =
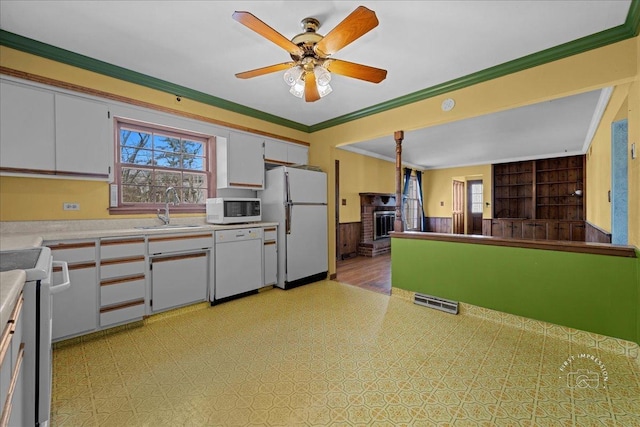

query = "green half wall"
[391,238,640,344]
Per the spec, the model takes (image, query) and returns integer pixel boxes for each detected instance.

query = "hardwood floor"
[335,253,391,295]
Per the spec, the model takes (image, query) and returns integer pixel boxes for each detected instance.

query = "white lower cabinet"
[151,252,209,312]
[0,293,24,426]
[148,233,213,312]
[48,241,99,341]
[99,237,146,327]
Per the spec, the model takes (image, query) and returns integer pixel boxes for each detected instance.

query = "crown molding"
[1,0,638,134]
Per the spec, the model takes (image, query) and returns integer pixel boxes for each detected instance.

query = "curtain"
[415,170,426,231]
[402,168,412,230]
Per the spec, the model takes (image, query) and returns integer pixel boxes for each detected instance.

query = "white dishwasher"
[213,227,263,304]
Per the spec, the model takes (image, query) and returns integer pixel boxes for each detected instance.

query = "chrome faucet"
[157,186,180,225]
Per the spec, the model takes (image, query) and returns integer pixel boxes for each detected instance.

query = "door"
[466,180,483,235]
[287,167,327,203]
[452,180,464,234]
[287,204,328,283]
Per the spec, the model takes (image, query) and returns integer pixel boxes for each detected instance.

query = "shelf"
[536,181,582,185]
[494,183,530,187]
[537,203,583,207]
[536,167,581,173]
[495,196,531,199]
[494,171,533,176]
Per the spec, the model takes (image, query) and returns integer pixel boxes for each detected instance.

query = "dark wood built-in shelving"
[492,155,585,242]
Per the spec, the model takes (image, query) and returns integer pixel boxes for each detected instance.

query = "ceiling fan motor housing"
[291,18,324,60]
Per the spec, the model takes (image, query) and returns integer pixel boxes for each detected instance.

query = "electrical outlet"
[63,202,80,211]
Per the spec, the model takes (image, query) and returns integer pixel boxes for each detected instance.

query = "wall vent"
[414,293,459,314]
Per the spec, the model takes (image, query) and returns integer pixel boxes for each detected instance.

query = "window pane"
[120,130,151,149]
[153,150,182,168]
[121,168,152,186]
[183,140,204,156]
[153,171,181,187]
[122,184,152,203]
[121,147,153,165]
[153,134,181,152]
[183,154,204,170]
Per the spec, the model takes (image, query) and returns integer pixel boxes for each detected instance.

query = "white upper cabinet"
[0,81,56,171]
[0,79,112,180]
[287,143,308,165]
[55,93,111,179]
[217,131,264,189]
[264,138,308,165]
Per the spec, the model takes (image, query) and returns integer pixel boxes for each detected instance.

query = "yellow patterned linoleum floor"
[51,280,640,426]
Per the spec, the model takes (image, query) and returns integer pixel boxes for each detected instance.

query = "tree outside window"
[113,119,214,212]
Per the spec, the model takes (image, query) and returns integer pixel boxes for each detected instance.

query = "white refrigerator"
[259,166,328,289]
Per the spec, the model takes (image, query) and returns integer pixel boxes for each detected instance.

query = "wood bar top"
[390,231,638,258]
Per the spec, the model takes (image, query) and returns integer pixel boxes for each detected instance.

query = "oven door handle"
[50,260,71,294]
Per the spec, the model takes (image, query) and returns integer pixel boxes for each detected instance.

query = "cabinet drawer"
[100,257,145,279]
[100,237,145,259]
[101,276,145,307]
[48,241,96,263]
[148,233,213,255]
[263,227,277,242]
[100,301,145,327]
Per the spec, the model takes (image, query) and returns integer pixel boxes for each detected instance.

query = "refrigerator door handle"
[284,170,291,204]
[285,203,291,234]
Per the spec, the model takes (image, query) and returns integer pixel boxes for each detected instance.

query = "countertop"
[0,270,26,328]
[0,220,279,242]
[0,219,280,329]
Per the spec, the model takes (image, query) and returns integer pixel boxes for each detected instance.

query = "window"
[112,119,214,213]
[470,182,483,213]
[404,175,422,231]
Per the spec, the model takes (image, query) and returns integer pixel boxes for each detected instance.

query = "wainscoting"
[425,216,452,233]
[586,221,612,243]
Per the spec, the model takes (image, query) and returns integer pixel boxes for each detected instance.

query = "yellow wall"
[335,149,396,223]
[2,35,639,274]
[585,84,631,233]
[423,165,492,219]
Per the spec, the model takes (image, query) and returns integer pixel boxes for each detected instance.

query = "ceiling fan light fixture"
[315,65,331,87]
[283,66,303,86]
[289,78,305,98]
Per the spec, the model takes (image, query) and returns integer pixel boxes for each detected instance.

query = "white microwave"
[206,198,261,224]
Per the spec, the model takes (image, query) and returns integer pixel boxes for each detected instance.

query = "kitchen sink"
[134,224,205,230]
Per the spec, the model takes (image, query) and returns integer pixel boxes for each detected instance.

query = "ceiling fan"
[232,5,387,102]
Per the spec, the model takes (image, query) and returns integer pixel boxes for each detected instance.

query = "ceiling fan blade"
[304,71,320,102]
[325,59,387,83]
[235,62,295,79]
[233,11,303,57]
[314,6,379,57]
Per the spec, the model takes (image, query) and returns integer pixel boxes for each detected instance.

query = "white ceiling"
[0,1,632,169]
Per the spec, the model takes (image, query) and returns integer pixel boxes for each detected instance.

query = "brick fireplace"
[358,193,397,257]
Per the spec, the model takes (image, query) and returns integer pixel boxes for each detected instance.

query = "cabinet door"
[570,222,586,242]
[55,93,111,179]
[221,132,264,189]
[0,81,56,171]
[52,265,98,340]
[264,139,288,164]
[151,252,208,312]
[522,221,547,240]
[287,144,308,165]
[491,220,503,238]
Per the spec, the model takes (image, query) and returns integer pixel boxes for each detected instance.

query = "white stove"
[0,247,69,426]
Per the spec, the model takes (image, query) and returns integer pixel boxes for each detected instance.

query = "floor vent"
[414,293,459,314]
